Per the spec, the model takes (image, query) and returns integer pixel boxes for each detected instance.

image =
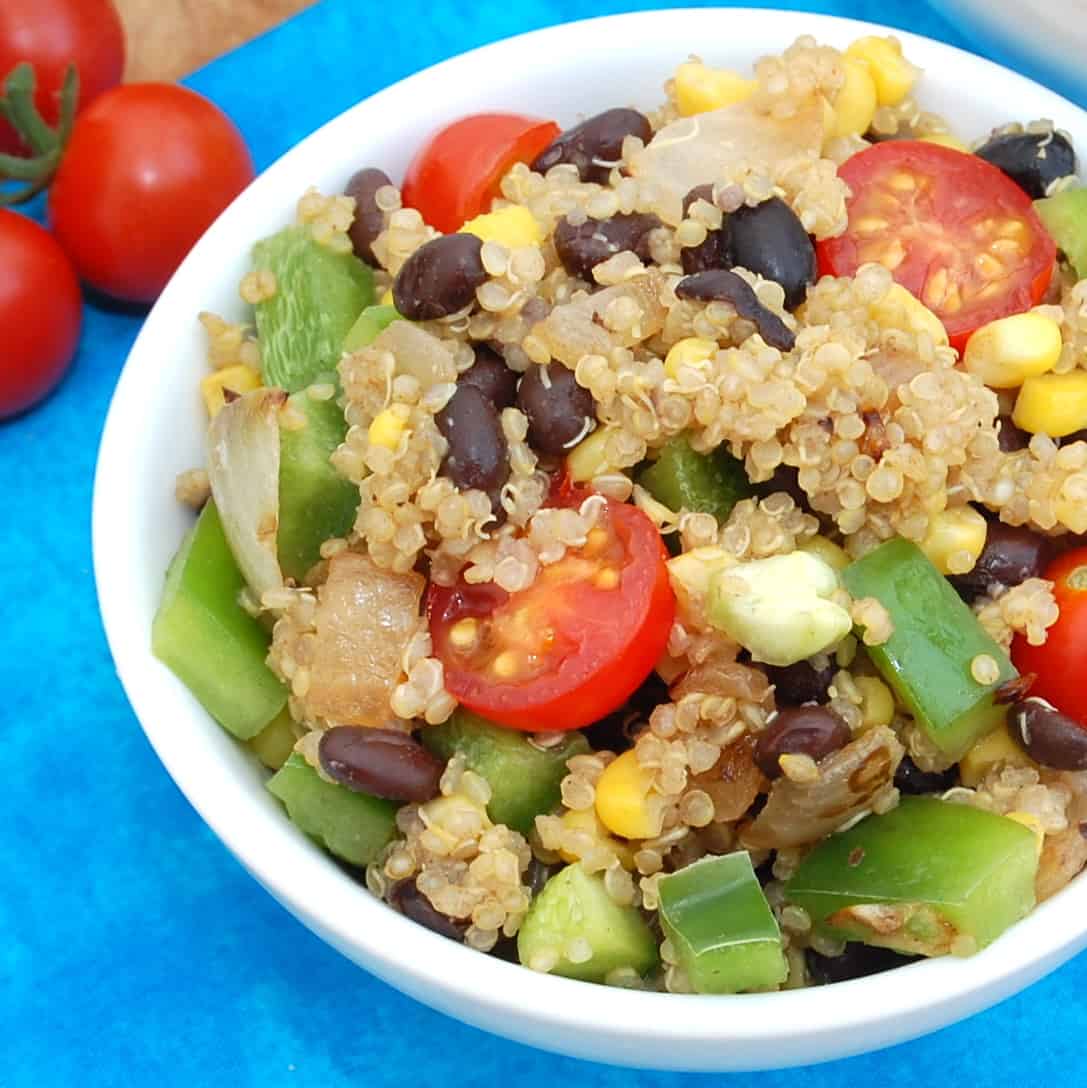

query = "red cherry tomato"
[401,112,560,233]
[48,83,254,303]
[1012,548,1087,724]
[428,500,675,731]
[0,0,125,156]
[0,209,81,418]
[816,141,1056,351]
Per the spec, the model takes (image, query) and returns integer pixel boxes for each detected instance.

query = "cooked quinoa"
[159,32,1087,995]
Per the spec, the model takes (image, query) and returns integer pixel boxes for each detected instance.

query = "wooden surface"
[114,0,315,81]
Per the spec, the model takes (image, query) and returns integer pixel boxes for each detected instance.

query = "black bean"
[675,268,796,351]
[1060,428,1087,446]
[680,185,729,275]
[343,167,392,266]
[393,233,486,320]
[458,345,518,409]
[893,755,957,796]
[725,197,816,310]
[949,521,1051,602]
[997,415,1030,452]
[1011,697,1087,770]
[753,706,852,779]
[532,108,653,184]
[435,384,510,508]
[318,727,443,802]
[806,944,919,985]
[553,212,660,280]
[754,465,811,511]
[516,363,596,456]
[976,129,1077,199]
[389,879,466,941]
[765,660,834,707]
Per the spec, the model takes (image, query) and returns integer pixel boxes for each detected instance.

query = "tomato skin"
[48,84,254,303]
[0,0,125,156]
[817,141,1056,351]
[429,502,675,732]
[401,113,560,233]
[0,210,81,418]
[1012,548,1087,724]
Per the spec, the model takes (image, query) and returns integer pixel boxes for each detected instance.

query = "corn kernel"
[798,534,851,573]
[595,749,662,840]
[380,287,395,306]
[845,36,917,107]
[1013,371,1087,437]
[919,506,988,575]
[833,57,878,141]
[869,283,949,346]
[559,808,635,869]
[920,132,970,153]
[246,709,297,770]
[566,425,617,483]
[675,61,756,116]
[200,364,261,418]
[960,723,1036,787]
[461,205,544,248]
[664,336,717,378]
[963,312,1063,389]
[1006,811,1046,856]
[855,675,895,730]
[368,407,408,449]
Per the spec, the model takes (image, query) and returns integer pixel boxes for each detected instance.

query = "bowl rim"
[92,7,1087,1069]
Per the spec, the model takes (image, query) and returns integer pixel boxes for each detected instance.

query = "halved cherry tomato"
[1012,547,1087,724]
[428,500,675,731]
[817,141,1056,351]
[401,112,560,233]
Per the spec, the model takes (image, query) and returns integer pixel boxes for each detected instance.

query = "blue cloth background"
[4,0,1084,1083]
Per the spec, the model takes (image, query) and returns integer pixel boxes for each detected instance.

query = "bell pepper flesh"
[638,436,753,524]
[786,796,1038,956]
[658,852,787,993]
[842,538,1017,761]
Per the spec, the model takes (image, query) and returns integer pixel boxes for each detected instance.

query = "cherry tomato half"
[428,500,675,731]
[1012,547,1087,724]
[401,113,560,233]
[0,0,125,156]
[817,141,1056,351]
[0,209,81,418]
[48,83,254,303]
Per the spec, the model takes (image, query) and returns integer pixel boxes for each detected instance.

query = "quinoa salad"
[156,34,1087,993]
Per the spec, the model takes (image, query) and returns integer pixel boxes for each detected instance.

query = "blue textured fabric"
[4,1,1085,1084]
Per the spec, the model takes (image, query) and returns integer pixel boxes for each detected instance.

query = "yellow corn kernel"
[675,61,756,116]
[845,36,917,107]
[664,336,717,378]
[368,407,408,449]
[921,132,970,153]
[246,709,297,771]
[461,204,544,248]
[558,808,636,869]
[960,723,1037,787]
[594,749,662,840]
[1013,371,1087,437]
[200,364,261,418]
[1006,811,1046,856]
[963,312,1063,389]
[833,57,878,141]
[855,675,895,731]
[380,287,395,306]
[798,534,851,573]
[869,283,949,346]
[919,506,988,576]
[566,425,616,483]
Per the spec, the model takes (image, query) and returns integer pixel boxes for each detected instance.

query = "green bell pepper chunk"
[786,796,1038,956]
[1035,188,1087,280]
[842,538,1017,761]
[638,436,753,523]
[658,852,787,994]
[343,303,401,352]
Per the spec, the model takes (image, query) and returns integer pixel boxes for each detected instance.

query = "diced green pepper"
[842,538,1017,761]
[638,436,753,524]
[421,710,588,835]
[252,226,374,392]
[786,796,1038,956]
[277,392,358,581]
[343,303,401,352]
[517,863,659,982]
[267,753,398,867]
[658,852,787,993]
[152,500,286,739]
[1035,188,1087,280]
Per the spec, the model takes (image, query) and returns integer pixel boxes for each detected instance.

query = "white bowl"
[92,9,1087,1071]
